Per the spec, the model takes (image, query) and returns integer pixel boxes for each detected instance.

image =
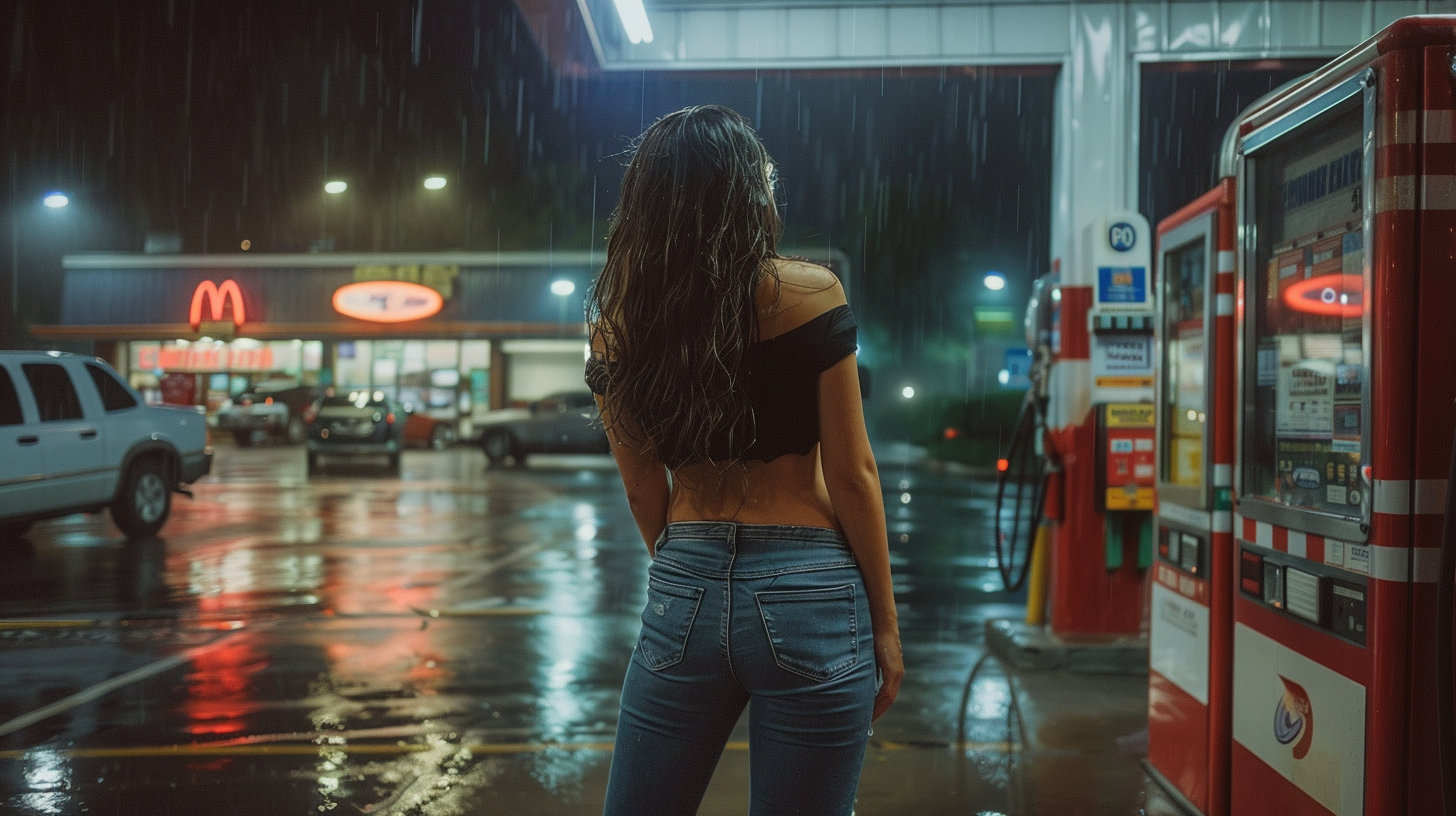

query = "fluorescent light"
[612,0,653,44]
[324,181,348,194]
[423,176,447,190]
[43,193,69,208]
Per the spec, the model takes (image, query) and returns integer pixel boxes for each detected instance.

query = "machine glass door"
[1156,213,1213,510]
[1239,91,1368,542]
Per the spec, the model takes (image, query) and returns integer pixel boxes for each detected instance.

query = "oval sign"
[1281,273,1363,318]
[332,281,443,323]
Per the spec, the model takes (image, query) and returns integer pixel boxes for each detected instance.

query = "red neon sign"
[1282,273,1363,318]
[332,280,443,323]
[190,279,248,330]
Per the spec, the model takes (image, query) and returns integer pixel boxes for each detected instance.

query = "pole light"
[983,271,1007,291]
[423,176,447,190]
[43,193,70,208]
[550,280,576,297]
[324,181,348,194]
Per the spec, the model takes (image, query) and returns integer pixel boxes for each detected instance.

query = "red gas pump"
[1145,178,1237,816]
[1226,17,1456,814]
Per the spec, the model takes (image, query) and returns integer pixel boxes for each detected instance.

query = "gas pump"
[1145,178,1237,816]
[1225,17,1456,814]
[1044,211,1156,636]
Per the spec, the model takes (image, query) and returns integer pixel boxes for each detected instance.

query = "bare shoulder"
[767,259,846,313]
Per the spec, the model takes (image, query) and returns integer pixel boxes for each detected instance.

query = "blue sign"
[1097,266,1148,304]
[1108,222,1138,252]
[1003,348,1033,389]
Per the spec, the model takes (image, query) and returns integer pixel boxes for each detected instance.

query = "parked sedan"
[403,407,455,450]
[215,383,321,446]
[305,391,406,475]
[477,391,609,468]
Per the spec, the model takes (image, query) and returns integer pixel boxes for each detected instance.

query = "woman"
[587,105,902,816]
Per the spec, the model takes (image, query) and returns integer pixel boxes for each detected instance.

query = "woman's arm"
[596,395,670,557]
[818,352,903,721]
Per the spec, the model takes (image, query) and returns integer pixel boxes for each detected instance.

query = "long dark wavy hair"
[587,105,782,470]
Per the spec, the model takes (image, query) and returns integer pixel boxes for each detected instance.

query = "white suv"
[0,352,212,540]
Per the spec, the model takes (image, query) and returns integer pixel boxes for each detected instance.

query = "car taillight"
[386,413,396,425]
[265,397,273,405]
[303,405,318,424]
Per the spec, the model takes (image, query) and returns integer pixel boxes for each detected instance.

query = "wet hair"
[587,105,782,470]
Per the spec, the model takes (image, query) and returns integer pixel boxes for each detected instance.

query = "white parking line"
[0,629,250,739]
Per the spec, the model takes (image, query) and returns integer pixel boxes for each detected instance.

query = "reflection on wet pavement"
[0,443,1153,814]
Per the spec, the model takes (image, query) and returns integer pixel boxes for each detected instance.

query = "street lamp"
[423,176,447,190]
[324,180,348,194]
[12,191,73,318]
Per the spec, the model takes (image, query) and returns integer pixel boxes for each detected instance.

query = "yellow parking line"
[0,619,98,629]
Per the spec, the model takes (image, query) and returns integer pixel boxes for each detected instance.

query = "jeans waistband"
[655,522,855,576]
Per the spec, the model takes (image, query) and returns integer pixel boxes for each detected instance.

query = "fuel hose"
[993,389,1049,593]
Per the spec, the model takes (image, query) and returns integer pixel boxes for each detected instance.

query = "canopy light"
[612,0,654,44]
[324,181,348,194]
[423,176,447,190]
[983,272,1007,291]
[43,193,69,208]
[550,280,576,297]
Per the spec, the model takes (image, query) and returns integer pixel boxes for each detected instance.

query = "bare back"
[668,258,853,528]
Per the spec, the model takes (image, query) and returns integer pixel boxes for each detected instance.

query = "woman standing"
[587,105,902,816]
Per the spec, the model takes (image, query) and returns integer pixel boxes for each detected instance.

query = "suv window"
[0,367,23,426]
[22,363,84,422]
[86,363,139,412]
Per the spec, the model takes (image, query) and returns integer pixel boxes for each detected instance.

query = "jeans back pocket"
[637,577,705,671]
[755,584,858,682]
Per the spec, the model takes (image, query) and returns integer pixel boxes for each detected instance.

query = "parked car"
[214,382,322,446]
[477,391,609,467]
[403,407,455,450]
[0,352,212,540]
[305,390,406,475]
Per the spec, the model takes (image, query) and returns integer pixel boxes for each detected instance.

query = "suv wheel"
[285,415,308,445]
[483,431,512,468]
[233,430,255,447]
[112,459,172,538]
[306,452,319,476]
[388,452,401,475]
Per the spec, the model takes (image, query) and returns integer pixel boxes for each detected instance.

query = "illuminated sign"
[1282,273,1363,318]
[189,279,247,330]
[332,280,443,323]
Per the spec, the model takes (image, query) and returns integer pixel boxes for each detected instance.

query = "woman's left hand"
[871,631,904,722]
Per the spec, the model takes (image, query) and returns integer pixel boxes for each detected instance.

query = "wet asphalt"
[0,441,1162,815]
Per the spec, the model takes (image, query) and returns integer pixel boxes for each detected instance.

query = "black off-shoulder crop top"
[585,304,858,463]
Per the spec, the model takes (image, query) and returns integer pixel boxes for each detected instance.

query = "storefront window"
[336,340,373,388]
[1242,101,1366,528]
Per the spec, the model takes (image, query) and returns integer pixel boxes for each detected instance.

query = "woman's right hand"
[871,630,903,722]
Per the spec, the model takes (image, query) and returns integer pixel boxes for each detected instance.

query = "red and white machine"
[1224,17,1456,815]
[1146,178,1237,816]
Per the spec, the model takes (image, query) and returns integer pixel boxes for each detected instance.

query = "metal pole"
[10,151,18,318]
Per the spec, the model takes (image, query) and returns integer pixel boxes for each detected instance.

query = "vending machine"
[1229,17,1456,815]
[1146,178,1237,816]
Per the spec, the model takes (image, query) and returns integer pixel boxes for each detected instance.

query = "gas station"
[544,2,1455,812]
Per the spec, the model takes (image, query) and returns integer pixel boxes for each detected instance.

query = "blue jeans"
[603,522,878,816]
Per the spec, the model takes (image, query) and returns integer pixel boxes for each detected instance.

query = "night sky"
[5,0,1308,410]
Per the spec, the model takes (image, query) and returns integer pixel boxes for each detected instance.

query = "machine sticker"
[1346,544,1370,574]
[1233,624,1365,816]
[1325,540,1345,567]
[1274,675,1315,759]
[1150,582,1209,704]
[1276,360,1336,437]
